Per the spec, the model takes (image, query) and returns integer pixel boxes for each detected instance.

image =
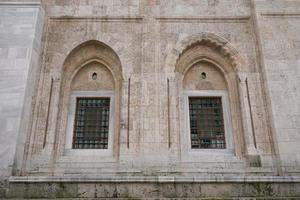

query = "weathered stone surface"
[0,0,300,198]
[5,180,300,199]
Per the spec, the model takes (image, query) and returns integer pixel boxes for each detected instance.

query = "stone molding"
[9,175,300,183]
[175,32,243,70]
[164,32,248,75]
[49,16,144,22]
[261,12,300,18]
[156,16,250,22]
[0,1,40,7]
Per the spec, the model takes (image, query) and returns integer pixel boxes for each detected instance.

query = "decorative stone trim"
[165,32,247,74]
[175,32,243,70]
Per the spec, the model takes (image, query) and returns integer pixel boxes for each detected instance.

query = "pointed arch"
[62,40,123,85]
[166,32,247,74]
[174,33,246,158]
[54,39,123,160]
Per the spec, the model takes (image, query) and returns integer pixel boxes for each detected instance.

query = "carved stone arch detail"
[166,32,247,74]
[54,39,123,160]
[62,40,123,85]
[174,33,247,158]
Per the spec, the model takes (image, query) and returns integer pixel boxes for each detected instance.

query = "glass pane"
[189,97,226,149]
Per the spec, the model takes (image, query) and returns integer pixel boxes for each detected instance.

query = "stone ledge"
[0,1,40,7]
[9,175,300,183]
[156,15,250,22]
[261,12,300,17]
[3,198,300,200]
[6,177,300,199]
[49,16,144,22]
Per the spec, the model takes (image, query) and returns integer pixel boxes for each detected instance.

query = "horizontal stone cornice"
[47,15,250,23]
[0,1,40,7]
[49,16,144,22]
[9,175,300,183]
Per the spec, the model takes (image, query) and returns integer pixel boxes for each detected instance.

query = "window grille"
[189,97,225,149]
[73,97,110,149]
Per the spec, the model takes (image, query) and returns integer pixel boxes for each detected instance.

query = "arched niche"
[175,38,246,158]
[165,32,249,75]
[55,40,123,159]
[62,40,122,86]
[70,61,115,91]
[183,61,227,91]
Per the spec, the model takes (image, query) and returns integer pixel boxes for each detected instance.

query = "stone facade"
[0,0,300,198]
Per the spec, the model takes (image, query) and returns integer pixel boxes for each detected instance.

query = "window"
[65,91,114,155]
[189,97,225,149]
[184,90,234,154]
[73,97,110,149]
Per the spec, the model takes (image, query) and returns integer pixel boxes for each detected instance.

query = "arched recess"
[62,40,122,82]
[55,40,123,160]
[166,32,248,74]
[174,33,246,158]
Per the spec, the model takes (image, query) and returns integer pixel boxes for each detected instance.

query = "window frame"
[64,90,115,157]
[184,90,234,155]
[72,97,111,150]
[188,96,226,149]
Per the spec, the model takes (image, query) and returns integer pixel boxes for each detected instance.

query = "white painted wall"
[0,0,43,178]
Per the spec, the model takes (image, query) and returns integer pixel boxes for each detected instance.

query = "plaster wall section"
[254,0,300,173]
[0,0,44,178]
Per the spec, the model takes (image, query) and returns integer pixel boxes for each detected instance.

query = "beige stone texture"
[71,62,115,91]
[0,0,300,198]
[183,62,227,91]
[10,0,276,176]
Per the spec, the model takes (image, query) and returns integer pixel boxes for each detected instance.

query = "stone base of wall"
[2,176,300,199]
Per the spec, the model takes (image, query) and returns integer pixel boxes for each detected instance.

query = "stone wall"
[0,0,43,179]
[0,0,300,198]
[254,0,300,174]
[6,178,300,199]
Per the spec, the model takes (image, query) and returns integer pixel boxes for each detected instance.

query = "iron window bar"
[189,97,226,149]
[73,97,110,149]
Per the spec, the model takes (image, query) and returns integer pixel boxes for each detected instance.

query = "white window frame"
[182,90,234,157]
[64,90,115,157]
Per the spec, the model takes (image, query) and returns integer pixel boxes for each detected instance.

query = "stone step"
[5,176,300,199]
